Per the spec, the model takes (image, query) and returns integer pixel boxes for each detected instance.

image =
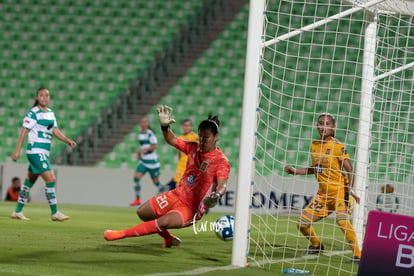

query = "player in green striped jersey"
[129,117,166,206]
[11,88,76,221]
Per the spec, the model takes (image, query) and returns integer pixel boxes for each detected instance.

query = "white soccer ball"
[215,215,235,241]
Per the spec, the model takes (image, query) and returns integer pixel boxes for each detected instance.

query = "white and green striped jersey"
[138,129,160,169]
[22,106,58,156]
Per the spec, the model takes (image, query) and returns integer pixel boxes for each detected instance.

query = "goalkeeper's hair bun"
[198,113,220,134]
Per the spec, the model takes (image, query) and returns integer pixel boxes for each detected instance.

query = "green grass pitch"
[0,202,359,275]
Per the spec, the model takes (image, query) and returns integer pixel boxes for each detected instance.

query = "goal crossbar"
[263,0,386,47]
[374,61,414,81]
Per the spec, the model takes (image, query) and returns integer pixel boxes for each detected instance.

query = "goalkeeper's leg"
[105,192,184,247]
[104,213,182,247]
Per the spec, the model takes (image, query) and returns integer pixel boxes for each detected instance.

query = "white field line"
[0,268,49,276]
[144,250,352,276]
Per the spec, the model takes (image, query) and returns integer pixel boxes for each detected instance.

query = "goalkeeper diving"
[104,106,230,247]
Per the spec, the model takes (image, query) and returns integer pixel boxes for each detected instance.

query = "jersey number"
[38,153,47,161]
[309,199,324,212]
[156,194,169,209]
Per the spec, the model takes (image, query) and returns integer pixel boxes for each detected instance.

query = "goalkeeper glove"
[157,105,176,127]
[203,192,221,208]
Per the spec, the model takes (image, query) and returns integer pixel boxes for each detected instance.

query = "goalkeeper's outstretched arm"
[157,105,177,147]
[160,125,177,147]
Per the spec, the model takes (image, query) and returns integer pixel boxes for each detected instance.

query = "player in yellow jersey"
[284,113,361,263]
[166,119,198,190]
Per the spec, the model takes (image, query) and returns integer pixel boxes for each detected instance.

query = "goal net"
[233,0,414,274]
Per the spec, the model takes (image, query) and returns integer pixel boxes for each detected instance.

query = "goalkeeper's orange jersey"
[173,138,230,212]
[173,131,198,183]
[310,137,350,195]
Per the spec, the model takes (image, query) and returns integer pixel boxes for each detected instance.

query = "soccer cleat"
[163,236,181,248]
[349,256,361,264]
[51,211,69,221]
[11,211,30,220]
[305,244,324,255]
[104,230,126,241]
[129,198,141,206]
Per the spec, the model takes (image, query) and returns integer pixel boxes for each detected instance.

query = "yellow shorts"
[304,190,353,219]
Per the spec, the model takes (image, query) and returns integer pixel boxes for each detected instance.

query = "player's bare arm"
[215,178,227,196]
[53,128,77,148]
[341,158,360,204]
[161,127,177,147]
[11,128,29,161]
[204,178,227,208]
[284,166,315,175]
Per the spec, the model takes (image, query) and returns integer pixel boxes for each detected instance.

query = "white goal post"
[231,0,266,267]
[233,0,414,270]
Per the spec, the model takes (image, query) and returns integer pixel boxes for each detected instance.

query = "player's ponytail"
[199,113,220,135]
